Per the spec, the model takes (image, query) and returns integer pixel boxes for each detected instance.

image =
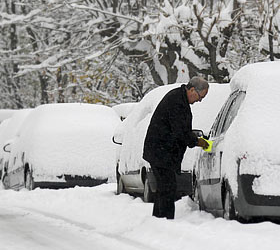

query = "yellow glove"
[199,137,213,152]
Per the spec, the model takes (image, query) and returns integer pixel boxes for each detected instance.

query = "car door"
[198,102,227,212]
[8,153,21,190]
[198,90,246,212]
[16,152,26,188]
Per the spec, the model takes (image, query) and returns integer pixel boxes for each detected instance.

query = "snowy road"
[0,206,155,250]
[0,206,98,250]
[1,184,280,250]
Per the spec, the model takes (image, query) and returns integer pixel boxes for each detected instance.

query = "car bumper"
[235,174,280,219]
[34,175,108,189]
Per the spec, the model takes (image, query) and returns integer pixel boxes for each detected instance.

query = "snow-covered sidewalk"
[0,183,280,250]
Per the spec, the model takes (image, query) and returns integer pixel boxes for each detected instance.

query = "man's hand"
[197,137,209,149]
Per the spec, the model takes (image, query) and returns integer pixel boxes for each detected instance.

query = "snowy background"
[1,0,280,247]
[1,65,280,249]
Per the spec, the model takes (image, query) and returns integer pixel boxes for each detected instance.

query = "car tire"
[193,180,202,210]
[143,178,153,203]
[2,173,8,189]
[116,162,120,183]
[223,186,236,220]
[117,176,126,195]
[25,170,34,190]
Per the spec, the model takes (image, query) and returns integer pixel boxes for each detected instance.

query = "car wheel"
[223,187,236,220]
[2,173,9,189]
[25,170,34,190]
[143,178,153,203]
[192,180,202,210]
[117,176,126,195]
[116,162,120,183]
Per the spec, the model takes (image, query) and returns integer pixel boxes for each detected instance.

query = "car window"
[209,107,224,138]
[220,91,246,134]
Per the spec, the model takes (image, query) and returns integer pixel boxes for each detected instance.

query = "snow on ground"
[1,184,280,250]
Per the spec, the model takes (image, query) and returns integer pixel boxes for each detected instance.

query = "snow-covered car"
[114,82,230,202]
[2,103,121,190]
[195,61,280,221]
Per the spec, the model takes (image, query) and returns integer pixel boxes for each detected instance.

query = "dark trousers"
[151,166,177,219]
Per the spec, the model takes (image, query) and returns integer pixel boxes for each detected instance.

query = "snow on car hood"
[10,104,121,181]
[222,61,280,196]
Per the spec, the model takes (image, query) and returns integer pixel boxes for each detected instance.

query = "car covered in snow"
[194,61,280,221]
[2,103,121,190]
[114,83,230,202]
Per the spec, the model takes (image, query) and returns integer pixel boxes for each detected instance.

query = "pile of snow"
[221,61,280,196]
[116,83,230,174]
[9,104,121,182]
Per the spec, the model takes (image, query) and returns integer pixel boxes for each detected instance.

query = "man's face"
[188,87,208,104]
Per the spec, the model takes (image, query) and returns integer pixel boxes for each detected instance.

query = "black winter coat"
[143,84,198,171]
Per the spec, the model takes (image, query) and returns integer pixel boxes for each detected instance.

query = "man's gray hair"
[186,76,209,91]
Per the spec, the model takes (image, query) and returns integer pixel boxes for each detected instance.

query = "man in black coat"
[143,76,209,219]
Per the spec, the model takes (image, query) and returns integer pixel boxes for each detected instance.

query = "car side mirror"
[3,143,11,153]
[112,136,122,145]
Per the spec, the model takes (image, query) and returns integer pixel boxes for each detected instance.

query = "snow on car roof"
[0,109,17,123]
[230,60,280,93]
[10,103,121,181]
